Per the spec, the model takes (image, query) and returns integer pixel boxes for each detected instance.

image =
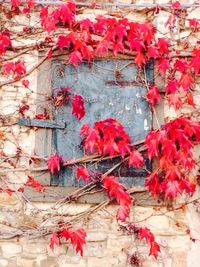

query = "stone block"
[87,257,111,267]
[17,256,36,267]
[1,243,22,257]
[23,243,47,255]
[0,258,9,267]
[172,251,187,267]
[39,257,59,267]
[86,232,107,242]
[107,235,132,252]
[84,242,107,257]
[146,215,170,232]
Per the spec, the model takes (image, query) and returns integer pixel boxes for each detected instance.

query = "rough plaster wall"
[0,0,200,266]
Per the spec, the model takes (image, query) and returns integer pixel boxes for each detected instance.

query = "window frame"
[22,52,164,204]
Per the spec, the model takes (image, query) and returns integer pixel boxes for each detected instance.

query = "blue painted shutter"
[51,60,152,187]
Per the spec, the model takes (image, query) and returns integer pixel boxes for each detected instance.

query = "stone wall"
[0,0,200,266]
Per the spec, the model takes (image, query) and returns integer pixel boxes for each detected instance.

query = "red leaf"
[28,0,35,8]
[139,227,155,243]
[57,35,70,49]
[146,86,160,108]
[2,62,15,75]
[134,52,146,67]
[129,150,144,168]
[79,19,94,31]
[190,49,200,74]
[186,92,195,107]
[165,79,179,94]
[50,232,60,250]
[47,47,53,59]
[71,94,85,120]
[157,38,170,55]
[179,73,194,91]
[157,58,170,76]
[68,51,82,68]
[130,38,145,52]
[174,59,188,73]
[103,175,131,221]
[11,0,21,6]
[47,153,63,174]
[34,113,50,120]
[22,79,29,88]
[25,176,45,192]
[95,40,109,56]
[70,228,86,256]
[165,180,182,199]
[149,241,160,259]
[76,166,90,182]
[60,228,86,256]
[172,1,180,9]
[19,104,29,116]
[189,18,199,32]
[168,94,182,110]
[116,206,130,222]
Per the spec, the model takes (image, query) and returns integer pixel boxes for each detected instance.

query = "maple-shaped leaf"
[40,8,56,33]
[68,51,83,68]
[28,0,35,8]
[22,79,29,88]
[139,227,155,243]
[186,92,195,107]
[157,58,170,76]
[174,59,188,73]
[147,47,159,59]
[190,53,200,75]
[25,176,44,192]
[57,35,70,50]
[76,166,90,182]
[14,61,26,77]
[149,241,160,259]
[103,175,132,207]
[47,153,63,174]
[79,19,94,31]
[2,62,15,75]
[129,38,145,52]
[145,172,161,197]
[179,73,194,91]
[129,150,144,168]
[11,0,21,6]
[145,131,160,160]
[95,40,109,56]
[146,86,160,108]
[134,52,146,67]
[168,93,182,110]
[70,228,86,256]
[60,228,72,240]
[113,41,124,56]
[165,79,179,94]
[165,180,182,199]
[50,232,60,250]
[157,37,170,55]
[114,23,127,41]
[71,94,85,120]
[116,205,130,222]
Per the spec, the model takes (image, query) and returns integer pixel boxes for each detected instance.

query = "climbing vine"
[0,0,200,264]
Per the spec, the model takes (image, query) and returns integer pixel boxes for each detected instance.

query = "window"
[51,59,152,187]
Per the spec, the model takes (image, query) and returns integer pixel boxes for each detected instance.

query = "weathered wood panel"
[51,60,152,187]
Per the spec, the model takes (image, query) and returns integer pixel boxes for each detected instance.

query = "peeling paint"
[144,119,149,130]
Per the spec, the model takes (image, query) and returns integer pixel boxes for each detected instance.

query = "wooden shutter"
[51,60,152,187]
